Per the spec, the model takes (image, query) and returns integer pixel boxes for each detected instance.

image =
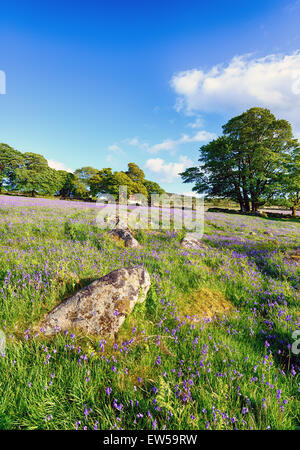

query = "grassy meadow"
[0,195,299,430]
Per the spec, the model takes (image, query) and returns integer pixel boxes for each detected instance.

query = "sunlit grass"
[0,198,299,430]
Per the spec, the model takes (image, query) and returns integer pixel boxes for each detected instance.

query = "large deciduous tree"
[14,152,50,197]
[0,143,24,192]
[181,108,299,212]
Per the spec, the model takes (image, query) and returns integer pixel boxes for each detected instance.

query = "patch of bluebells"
[0,196,299,430]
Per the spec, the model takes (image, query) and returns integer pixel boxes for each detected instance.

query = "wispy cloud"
[187,117,203,129]
[108,144,124,154]
[148,130,216,153]
[122,137,149,150]
[123,130,216,155]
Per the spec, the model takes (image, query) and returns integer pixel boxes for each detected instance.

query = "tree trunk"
[236,191,244,212]
[251,201,259,212]
[291,206,297,217]
[241,176,250,212]
[242,191,250,212]
[31,190,36,198]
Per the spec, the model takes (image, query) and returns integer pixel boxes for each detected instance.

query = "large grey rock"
[181,233,207,250]
[41,267,151,336]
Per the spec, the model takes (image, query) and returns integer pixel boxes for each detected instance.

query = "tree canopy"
[88,165,149,200]
[0,143,24,192]
[0,146,164,203]
[181,107,300,213]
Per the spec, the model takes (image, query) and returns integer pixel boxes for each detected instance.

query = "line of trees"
[0,146,165,202]
[180,107,300,216]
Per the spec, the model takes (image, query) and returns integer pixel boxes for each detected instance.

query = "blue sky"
[1,0,300,194]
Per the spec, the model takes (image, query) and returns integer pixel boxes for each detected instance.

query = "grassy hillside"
[0,195,299,430]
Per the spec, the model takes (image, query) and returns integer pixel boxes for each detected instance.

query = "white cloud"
[147,130,216,154]
[179,130,217,144]
[47,159,73,173]
[171,51,300,133]
[145,155,193,182]
[148,139,178,154]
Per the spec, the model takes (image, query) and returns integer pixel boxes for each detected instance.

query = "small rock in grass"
[109,228,141,248]
[108,215,142,248]
[286,247,300,265]
[181,233,207,250]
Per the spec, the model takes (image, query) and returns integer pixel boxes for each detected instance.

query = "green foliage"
[14,153,53,196]
[74,166,98,187]
[143,179,165,201]
[89,167,148,200]
[277,146,300,216]
[174,228,187,243]
[0,203,299,430]
[64,221,89,243]
[126,162,145,183]
[88,168,113,198]
[0,146,162,202]
[0,143,24,192]
[181,107,300,213]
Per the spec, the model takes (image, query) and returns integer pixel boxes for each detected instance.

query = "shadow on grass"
[207,208,300,224]
[251,327,300,373]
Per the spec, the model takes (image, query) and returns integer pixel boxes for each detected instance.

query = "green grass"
[0,202,299,430]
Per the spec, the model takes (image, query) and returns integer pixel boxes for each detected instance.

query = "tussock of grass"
[178,287,233,321]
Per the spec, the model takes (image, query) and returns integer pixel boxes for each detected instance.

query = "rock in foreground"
[41,267,151,336]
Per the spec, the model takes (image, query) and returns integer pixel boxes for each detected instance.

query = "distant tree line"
[181,107,300,216]
[0,147,165,202]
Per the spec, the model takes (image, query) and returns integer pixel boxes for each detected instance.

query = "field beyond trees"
[0,195,299,430]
